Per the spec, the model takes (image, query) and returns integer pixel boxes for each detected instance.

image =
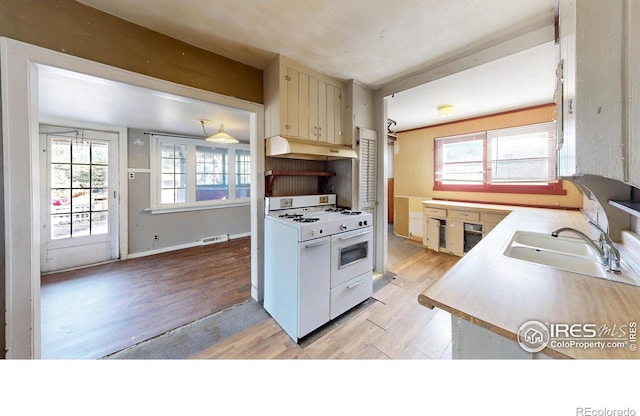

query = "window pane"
[51,164,71,188]
[440,138,484,184]
[91,188,108,211]
[72,165,90,188]
[236,149,251,192]
[51,214,71,240]
[175,173,187,189]
[91,166,108,187]
[91,142,109,165]
[491,159,549,184]
[161,189,176,204]
[442,140,483,163]
[51,189,71,214]
[161,158,175,173]
[175,188,187,203]
[72,213,91,237]
[161,143,176,158]
[159,142,188,205]
[51,139,71,163]
[71,141,91,164]
[196,146,228,202]
[72,190,90,213]
[488,123,556,185]
[442,162,484,184]
[236,186,250,199]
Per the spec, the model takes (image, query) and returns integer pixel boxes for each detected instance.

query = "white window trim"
[149,134,250,214]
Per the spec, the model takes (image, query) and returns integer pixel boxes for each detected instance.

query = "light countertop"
[418,201,640,359]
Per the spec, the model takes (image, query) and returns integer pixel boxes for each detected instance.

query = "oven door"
[330,227,373,287]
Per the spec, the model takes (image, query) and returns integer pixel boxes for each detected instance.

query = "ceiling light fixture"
[437,104,456,117]
[199,119,239,144]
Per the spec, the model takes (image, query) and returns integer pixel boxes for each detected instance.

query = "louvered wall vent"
[201,234,229,245]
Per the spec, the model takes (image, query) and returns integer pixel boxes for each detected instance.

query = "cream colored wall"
[394,104,583,209]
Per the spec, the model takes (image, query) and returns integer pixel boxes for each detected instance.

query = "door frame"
[1,37,265,358]
[39,120,127,272]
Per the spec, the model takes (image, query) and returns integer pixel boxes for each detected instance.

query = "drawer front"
[330,272,372,319]
[450,210,480,222]
[482,212,507,223]
[424,207,447,219]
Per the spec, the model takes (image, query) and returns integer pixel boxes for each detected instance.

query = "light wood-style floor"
[193,246,459,359]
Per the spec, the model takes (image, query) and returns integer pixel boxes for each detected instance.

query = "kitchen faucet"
[587,220,621,274]
[550,223,621,274]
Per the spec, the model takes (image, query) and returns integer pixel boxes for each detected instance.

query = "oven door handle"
[339,230,371,241]
[304,240,329,248]
[347,278,365,289]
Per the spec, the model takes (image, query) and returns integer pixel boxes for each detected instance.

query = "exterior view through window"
[152,134,250,209]
[50,137,109,239]
[434,121,563,194]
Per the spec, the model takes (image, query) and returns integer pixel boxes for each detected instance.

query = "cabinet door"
[446,220,464,256]
[324,84,345,144]
[298,72,310,141]
[558,0,626,181]
[317,80,327,142]
[426,217,441,252]
[308,76,319,141]
[282,67,300,138]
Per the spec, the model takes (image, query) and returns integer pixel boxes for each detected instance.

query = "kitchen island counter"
[418,204,640,359]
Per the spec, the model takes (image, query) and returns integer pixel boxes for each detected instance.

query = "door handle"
[347,279,365,289]
[339,230,371,241]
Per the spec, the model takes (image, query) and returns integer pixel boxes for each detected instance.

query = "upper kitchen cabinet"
[264,55,347,145]
[558,0,640,187]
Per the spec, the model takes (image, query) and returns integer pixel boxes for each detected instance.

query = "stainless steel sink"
[502,231,640,286]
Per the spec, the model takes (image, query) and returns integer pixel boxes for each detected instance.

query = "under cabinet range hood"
[266,136,358,160]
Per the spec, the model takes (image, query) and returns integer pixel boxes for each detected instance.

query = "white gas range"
[264,194,373,342]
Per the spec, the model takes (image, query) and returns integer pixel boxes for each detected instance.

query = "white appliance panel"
[298,237,331,337]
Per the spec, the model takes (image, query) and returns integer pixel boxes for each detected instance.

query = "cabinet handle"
[305,240,329,248]
[313,126,318,137]
[339,230,371,241]
[285,75,291,81]
[347,278,365,289]
[285,124,291,130]
[318,127,322,137]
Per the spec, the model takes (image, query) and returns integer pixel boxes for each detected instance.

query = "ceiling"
[40,0,558,136]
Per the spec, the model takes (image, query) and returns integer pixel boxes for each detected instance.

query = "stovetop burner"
[279,213,303,219]
[294,217,320,223]
[341,211,362,216]
[325,208,342,213]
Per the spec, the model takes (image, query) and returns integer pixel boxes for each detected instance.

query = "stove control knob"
[312,229,317,235]
[340,224,347,231]
[364,220,368,226]
[359,221,363,226]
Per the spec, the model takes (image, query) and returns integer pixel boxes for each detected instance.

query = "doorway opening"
[1,38,264,358]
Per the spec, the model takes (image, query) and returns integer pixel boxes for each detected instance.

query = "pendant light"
[199,120,239,144]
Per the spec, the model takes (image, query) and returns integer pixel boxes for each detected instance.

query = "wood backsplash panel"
[265,157,327,196]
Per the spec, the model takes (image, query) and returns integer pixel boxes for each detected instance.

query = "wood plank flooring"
[41,238,251,359]
[193,247,459,359]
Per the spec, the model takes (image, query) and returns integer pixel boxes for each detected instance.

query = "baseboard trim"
[126,232,251,260]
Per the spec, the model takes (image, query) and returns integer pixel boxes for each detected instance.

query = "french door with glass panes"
[40,125,119,273]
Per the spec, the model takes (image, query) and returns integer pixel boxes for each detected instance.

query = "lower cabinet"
[446,220,464,256]
[452,316,552,359]
[423,203,510,257]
